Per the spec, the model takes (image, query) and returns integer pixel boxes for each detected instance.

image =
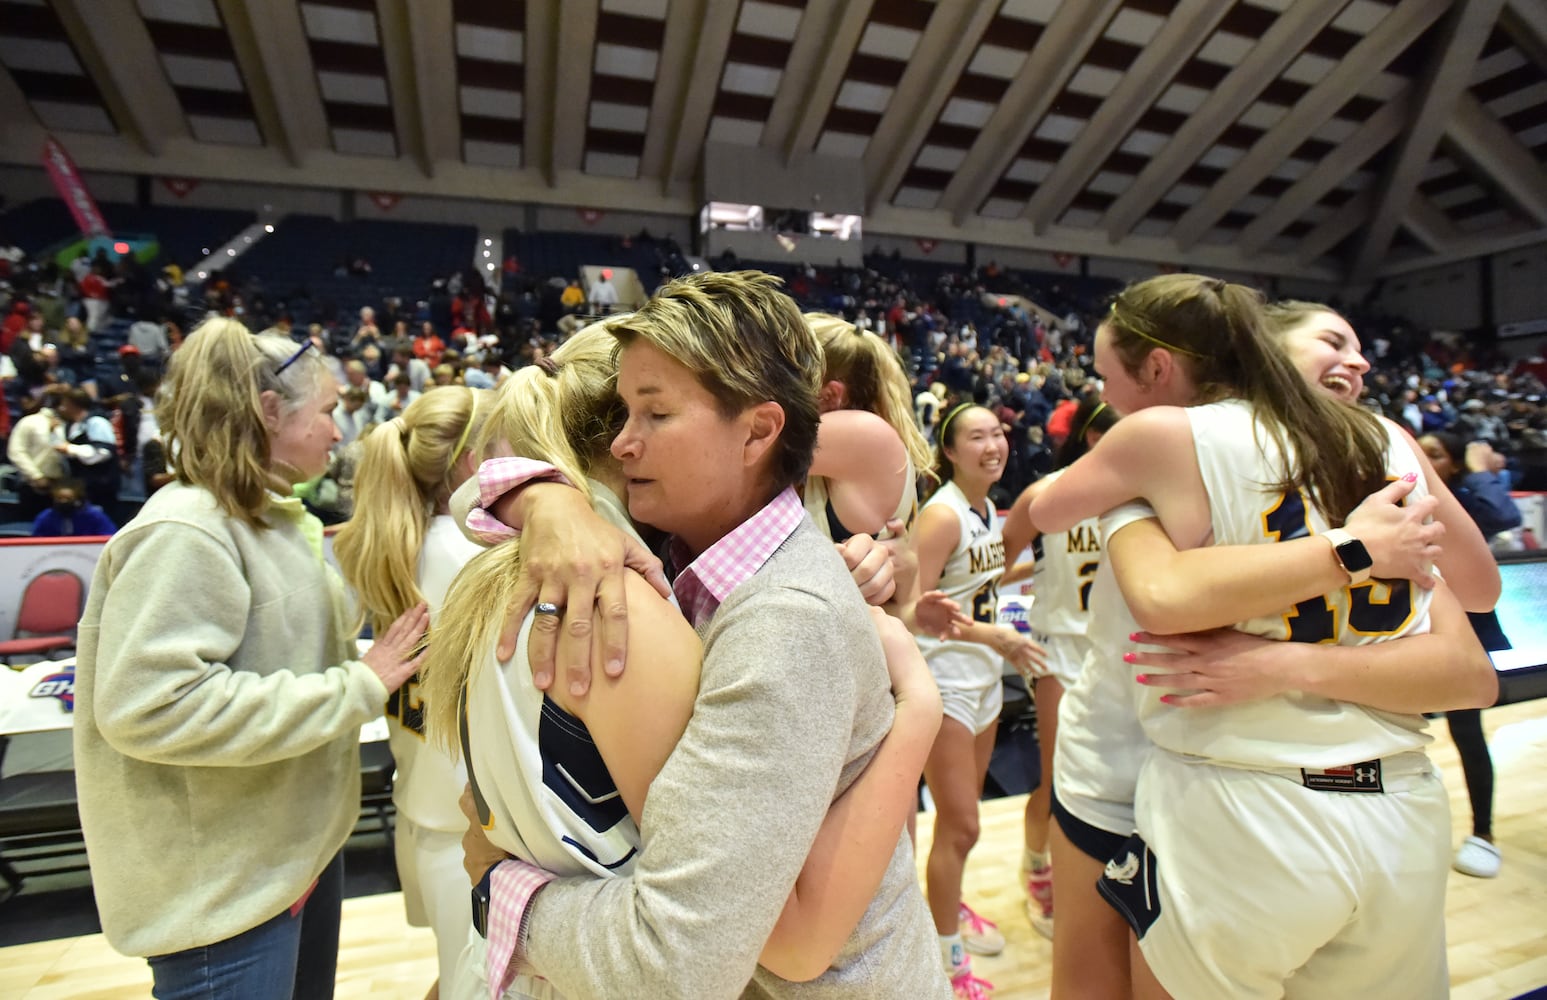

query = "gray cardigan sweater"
[72,482,387,957]
[524,517,952,999]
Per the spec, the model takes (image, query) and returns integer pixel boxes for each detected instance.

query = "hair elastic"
[451,388,480,460]
[274,340,313,375]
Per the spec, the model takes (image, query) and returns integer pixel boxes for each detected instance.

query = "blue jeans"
[147,853,344,1000]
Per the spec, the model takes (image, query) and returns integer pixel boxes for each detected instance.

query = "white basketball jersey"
[460,483,651,879]
[386,515,480,832]
[460,607,641,878]
[1052,502,1156,836]
[1138,399,1433,768]
[1027,469,1105,641]
[915,479,1006,676]
[804,454,917,542]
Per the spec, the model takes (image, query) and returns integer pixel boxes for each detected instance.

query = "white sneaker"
[958,902,1005,956]
[1023,863,1054,940]
[1453,836,1501,878]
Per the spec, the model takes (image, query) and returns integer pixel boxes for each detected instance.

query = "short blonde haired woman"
[73,317,429,1000]
[450,276,955,998]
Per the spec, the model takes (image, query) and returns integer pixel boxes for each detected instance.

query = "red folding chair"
[0,571,85,667]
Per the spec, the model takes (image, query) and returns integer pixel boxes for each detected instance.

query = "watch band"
[1322,528,1372,585]
[471,864,495,938]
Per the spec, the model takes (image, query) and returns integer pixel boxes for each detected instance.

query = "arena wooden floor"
[4,700,1545,1000]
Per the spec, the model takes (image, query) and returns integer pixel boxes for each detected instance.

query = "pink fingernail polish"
[1129,632,1141,642]
[1160,695,1175,705]
[1135,673,1148,683]
[1402,472,1417,482]
[1123,652,1137,663]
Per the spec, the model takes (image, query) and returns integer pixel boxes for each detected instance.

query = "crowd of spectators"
[774,256,1547,503]
[3,215,1545,539]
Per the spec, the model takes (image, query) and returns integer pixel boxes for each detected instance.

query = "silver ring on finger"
[534,602,563,616]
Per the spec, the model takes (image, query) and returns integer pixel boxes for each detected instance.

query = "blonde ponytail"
[335,386,494,633]
[422,540,524,756]
[807,312,935,482]
[423,322,628,751]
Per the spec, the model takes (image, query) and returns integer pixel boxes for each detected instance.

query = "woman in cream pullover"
[73,318,428,1000]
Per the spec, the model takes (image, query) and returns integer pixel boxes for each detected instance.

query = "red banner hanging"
[41,136,108,237]
[916,238,938,255]
[160,177,199,199]
[369,192,401,212]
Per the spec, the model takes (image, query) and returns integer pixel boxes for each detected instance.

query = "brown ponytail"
[1105,274,1389,522]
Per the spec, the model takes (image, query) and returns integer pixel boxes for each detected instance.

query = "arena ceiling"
[0,0,1544,285]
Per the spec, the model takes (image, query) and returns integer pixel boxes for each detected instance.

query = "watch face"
[1338,538,1374,573]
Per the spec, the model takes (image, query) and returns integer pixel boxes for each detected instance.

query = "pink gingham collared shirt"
[482,485,805,998]
[669,485,804,628]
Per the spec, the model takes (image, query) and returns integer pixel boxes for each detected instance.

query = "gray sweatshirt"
[72,482,387,957]
[524,518,953,1000]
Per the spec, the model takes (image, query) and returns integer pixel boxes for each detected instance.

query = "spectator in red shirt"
[80,269,114,332]
[1045,396,1078,447]
[451,292,491,334]
[1,299,30,353]
[412,321,446,367]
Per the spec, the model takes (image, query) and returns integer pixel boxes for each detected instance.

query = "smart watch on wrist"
[1322,528,1373,585]
[471,863,496,938]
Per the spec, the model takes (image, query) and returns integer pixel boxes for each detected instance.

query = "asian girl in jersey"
[915,403,1047,997]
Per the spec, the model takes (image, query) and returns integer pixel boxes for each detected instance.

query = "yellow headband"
[452,388,480,460]
[1076,401,1109,442]
[1131,325,1203,357]
[1109,302,1203,358]
[937,402,976,443]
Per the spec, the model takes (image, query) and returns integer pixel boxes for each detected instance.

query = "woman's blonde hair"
[1103,274,1388,522]
[423,322,629,755]
[160,316,333,528]
[333,385,494,634]
[806,313,934,481]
